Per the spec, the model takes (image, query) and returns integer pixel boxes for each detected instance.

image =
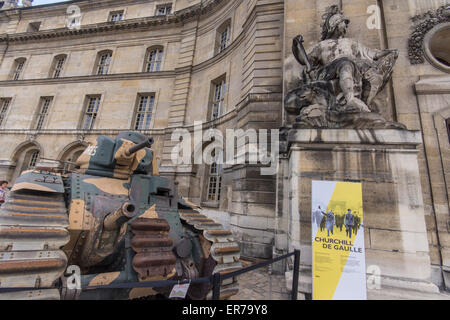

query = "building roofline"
[0,0,227,42]
[0,0,175,15]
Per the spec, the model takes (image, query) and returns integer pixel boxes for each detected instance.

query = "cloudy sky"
[30,0,70,5]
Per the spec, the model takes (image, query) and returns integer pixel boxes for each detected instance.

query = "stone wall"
[286,129,438,296]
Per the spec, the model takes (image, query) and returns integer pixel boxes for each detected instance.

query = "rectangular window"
[35,97,52,130]
[156,4,172,16]
[109,11,124,22]
[53,57,66,78]
[146,48,163,72]
[207,154,223,201]
[97,52,112,75]
[134,94,155,130]
[29,151,40,169]
[13,60,25,80]
[27,22,41,32]
[219,25,230,53]
[82,96,101,130]
[211,79,226,120]
[0,98,11,127]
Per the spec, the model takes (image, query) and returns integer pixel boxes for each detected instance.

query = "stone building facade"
[0,0,448,298]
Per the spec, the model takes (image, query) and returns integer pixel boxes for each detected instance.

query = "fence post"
[291,249,300,300]
[212,272,221,300]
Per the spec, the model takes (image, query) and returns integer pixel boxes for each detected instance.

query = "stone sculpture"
[22,0,33,7]
[285,5,405,129]
[1,0,18,10]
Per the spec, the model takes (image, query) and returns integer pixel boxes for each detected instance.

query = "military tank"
[0,131,241,300]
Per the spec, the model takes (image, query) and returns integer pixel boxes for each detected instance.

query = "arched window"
[50,54,67,78]
[10,142,42,182]
[95,50,113,75]
[215,19,231,55]
[205,149,223,204]
[207,161,223,201]
[144,47,163,72]
[58,142,88,173]
[11,58,26,80]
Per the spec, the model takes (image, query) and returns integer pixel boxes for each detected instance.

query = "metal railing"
[212,250,300,300]
[0,250,301,300]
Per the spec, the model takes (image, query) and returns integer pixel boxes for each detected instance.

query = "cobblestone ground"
[230,264,290,300]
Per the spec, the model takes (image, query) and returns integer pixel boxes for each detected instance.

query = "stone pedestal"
[285,129,440,298]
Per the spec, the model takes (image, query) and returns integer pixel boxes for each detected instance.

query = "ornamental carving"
[285,5,405,129]
[408,5,450,65]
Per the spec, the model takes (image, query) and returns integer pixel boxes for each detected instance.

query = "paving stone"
[230,261,290,300]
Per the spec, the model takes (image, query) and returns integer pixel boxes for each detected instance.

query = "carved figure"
[286,5,405,129]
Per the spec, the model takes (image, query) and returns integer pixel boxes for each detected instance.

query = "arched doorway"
[57,141,88,173]
[9,141,42,183]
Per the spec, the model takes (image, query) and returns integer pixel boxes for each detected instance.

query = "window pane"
[212,79,226,120]
[36,98,52,130]
[134,95,154,130]
[14,60,24,80]
[110,12,123,22]
[157,5,171,16]
[220,27,229,52]
[207,148,223,201]
[217,176,222,201]
[83,97,100,130]
[29,151,40,169]
[53,57,65,78]
[208,176,217,200]
[97,52,112,75]
[147,48,163,72]
[0,99,11,127]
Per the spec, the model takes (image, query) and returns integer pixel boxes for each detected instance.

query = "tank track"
[0,187,241,300]
[130,217,177,278]
[0,190,70,300]
[179,208,241,300]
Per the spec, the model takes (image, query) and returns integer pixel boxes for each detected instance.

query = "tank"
[0,131,241,300]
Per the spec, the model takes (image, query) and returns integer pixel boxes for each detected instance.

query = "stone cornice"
[0,92,282,135]
[0,69,180,86]
[0,0,226,43]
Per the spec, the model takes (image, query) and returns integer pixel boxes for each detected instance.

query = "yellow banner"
[312,181,366,300]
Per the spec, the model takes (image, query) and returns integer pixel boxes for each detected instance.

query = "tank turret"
[76,131,155,179]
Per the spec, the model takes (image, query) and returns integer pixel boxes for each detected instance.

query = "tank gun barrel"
[104,202,138,231]
[126,138,154,156]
